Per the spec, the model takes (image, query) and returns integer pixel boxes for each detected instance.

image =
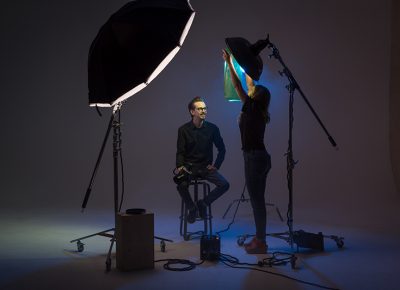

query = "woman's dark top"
[239,85,270,151]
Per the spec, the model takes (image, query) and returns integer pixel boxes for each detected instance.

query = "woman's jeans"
[243,150,271,241]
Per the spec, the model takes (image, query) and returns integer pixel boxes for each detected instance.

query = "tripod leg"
[81,113,115,211]
[105,235,116,272]
[222,200,238,219]
[222,183,248,219]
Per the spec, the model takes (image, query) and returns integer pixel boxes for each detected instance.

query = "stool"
[179,178,212,240]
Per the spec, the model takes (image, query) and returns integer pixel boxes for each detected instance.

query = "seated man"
[175,96,230,223]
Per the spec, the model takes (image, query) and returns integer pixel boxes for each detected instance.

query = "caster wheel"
[237,236,245,246]
[105,259,111,272]
[337,239,344,248]
[160,240,166,252]
[290,255,297,269]
[77,241,84,252]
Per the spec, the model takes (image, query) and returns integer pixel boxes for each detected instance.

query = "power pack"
[200,235,220,261]
[293,230,324,251]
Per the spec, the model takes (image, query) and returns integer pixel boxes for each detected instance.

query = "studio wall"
[390,0,400,194]
[0,0,397,227]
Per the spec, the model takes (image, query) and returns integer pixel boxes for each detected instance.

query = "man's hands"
[174,166,192,175]
[174,165,216,175]
[174,166,184,175]
[207,164,217,172]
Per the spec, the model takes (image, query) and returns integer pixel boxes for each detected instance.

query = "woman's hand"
[222,48,247,103]
[222,49,230,62]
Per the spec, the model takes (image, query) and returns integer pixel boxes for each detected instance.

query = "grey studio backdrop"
[0,0,398,228]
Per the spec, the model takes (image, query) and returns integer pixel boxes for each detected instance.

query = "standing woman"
[222,49,272,254]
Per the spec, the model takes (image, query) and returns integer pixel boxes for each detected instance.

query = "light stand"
[226,36,344,251]
[70,104,121,271]
[70,0,194,271]
[70,104,172,271]
[266,39,344,251]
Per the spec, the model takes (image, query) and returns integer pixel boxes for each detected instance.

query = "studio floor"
[0,207,399,290]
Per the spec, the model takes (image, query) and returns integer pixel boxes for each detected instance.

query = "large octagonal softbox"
[88,0,195,107]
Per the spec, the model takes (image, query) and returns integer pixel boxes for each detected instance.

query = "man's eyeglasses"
[195,107,207,112]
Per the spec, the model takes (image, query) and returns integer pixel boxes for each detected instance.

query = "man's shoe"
[186,207,197,224]
[244,237,268,254]
[196,200,207,219]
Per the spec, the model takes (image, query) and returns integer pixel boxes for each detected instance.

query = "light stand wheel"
[105,258,111,272]
[237,235,246,246]
[77,241,84,252]
[290,255,297,269]
[332,236,344,248]
[160,240,166,252]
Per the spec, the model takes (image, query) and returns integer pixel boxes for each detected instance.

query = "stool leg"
[180,198,184,236]
[206,183,212,236]
[181,199,190,240]
[193,181,199,204]
[183,207,189,240]
[183,181,197,241]
[208,205,212,236]
[202,182,208,235]
[193,181,200,238]
[179,179,213,240]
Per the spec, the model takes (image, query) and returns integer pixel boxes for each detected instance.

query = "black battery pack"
[293,230,324,251]
[200,235,220,261]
